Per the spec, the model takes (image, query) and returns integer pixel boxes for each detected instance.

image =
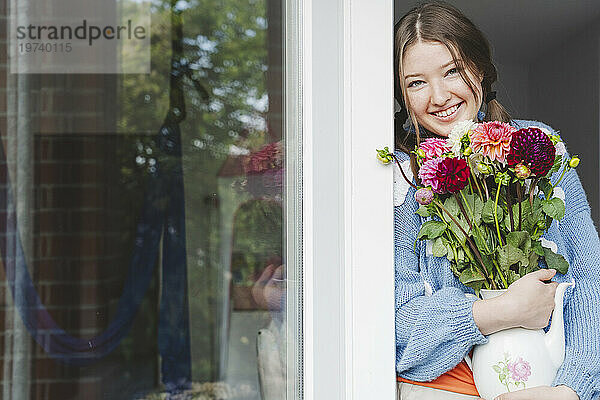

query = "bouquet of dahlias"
[377,121,580,292]
[242,141,284,199]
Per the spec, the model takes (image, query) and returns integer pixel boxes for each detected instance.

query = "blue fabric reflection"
[0,119,191,390]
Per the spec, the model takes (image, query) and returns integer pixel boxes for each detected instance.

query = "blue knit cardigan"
[394,120,600,400]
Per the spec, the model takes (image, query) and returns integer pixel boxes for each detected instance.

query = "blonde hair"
[394,1,511,171]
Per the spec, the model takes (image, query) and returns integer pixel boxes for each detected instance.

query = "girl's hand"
[473,269,558,335]
[251,264,285,310]
[484,384,579,400]
[501,268,559,329]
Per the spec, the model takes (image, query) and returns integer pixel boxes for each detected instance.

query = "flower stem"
[458,190,473,217]
[460,191,507,289]
[469,160,484,201]
[434,199,492,289]
[550,162,570,193]
[494,183,504,246]
[528,177,539,208]
[517,182,523,231]
[506,183,514,232]
[482,177,490,201]
[391,153,419,190]
[454,192,473,230]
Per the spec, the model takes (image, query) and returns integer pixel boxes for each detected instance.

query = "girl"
[393,2,600,400]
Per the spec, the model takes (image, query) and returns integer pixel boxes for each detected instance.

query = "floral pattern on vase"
[492,352,531,392]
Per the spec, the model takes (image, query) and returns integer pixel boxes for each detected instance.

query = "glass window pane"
[0,0,301,398]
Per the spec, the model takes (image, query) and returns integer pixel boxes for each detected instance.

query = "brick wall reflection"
[0,59,159,400]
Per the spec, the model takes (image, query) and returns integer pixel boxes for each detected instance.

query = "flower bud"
[416,149,426,159]
[476,163,490,174]
[414,188,434,205]
[569,157,580,168]
[376,147,392,164]
[514,163,531,179]
[377,153,391,164]
[495,171,511,186]
[537,220,547,229]
[463,146,473,157]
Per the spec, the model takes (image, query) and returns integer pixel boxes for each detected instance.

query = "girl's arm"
[394,183,488,381]
[550,165,600,400]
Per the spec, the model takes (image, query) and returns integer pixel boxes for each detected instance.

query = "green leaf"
[480,254,496,275]
[457,248,466,263]
[461,193,484,224]
[498,243,528,270]
[507,270,520,285]
[548,155,563,176]
[537,177,552,198]
[441,196,472,244]
[450,263,460,277]
[473,230,493,255]
[495,171,511,186]
[470,281,485,297]
[492,365,501,373]
[444,196,461,216]
[528,251,539,267]
[529,197,546,232]
[506,231,531,253]
[448,217,469,245]
[484,225,498,250]
[416,205,431,217]
[446,245,455,261]
[482,199,504,224]
[417,220,447,240]
[432,237,448,257]
[532,240,545,256]
[524,252,540,275]
[459,266,486,285]
[542,197,565,220]
[543,247,569,274]
[504,200,534,233]
[499,373,507,384]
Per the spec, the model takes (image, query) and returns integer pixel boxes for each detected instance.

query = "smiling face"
[401,41,483,137]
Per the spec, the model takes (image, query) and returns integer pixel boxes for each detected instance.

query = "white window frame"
[301,0,396,398]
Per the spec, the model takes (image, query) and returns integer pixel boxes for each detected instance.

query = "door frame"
[300,0,396,398]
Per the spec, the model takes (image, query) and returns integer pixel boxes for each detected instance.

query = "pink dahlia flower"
[419,158,444,193]
[470,121,517,163]
[419,138,452,160]
[418,157,470,194]
[507,357,531,382]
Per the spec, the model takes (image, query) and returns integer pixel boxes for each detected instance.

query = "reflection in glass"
[0,0,295,398]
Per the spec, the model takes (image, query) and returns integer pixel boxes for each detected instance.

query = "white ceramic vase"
[465,280,575,400]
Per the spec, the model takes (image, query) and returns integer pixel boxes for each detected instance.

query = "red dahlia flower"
[419,157,470,194]
[438,157,470,193]
[507,127,556,177]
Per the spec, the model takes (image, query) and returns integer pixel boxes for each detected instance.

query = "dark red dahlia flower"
[507,127,556,177]
[437,157,470,193]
